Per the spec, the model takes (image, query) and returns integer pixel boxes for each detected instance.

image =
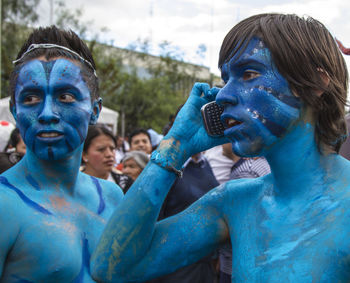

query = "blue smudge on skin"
[48,147,54,160]
[90,176,105,214]
[254,85,301,109]
[72,233,91,283]
[0,176,52,215]
[11,275,35,283]
[65,140,73,151]
[72,123,85,143]
[25,174,41,190]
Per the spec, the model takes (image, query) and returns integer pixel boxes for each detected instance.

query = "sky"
[36,0,350,77]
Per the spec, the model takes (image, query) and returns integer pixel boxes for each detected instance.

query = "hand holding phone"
[201,101,226,137]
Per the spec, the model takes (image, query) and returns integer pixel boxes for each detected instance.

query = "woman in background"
[82,125,133,193]
[0,128,26,173]
[122,150,149,182]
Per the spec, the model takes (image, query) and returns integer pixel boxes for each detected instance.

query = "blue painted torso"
[0,157,122,283]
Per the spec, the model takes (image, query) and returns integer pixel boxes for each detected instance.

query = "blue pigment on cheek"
[25,174,41,191]
[90,176,105,214]
[65,140,73,152]
[246,108,286,137]
[253,85,301,109]
[11,275,35,283]
[0,176,52,215]
[71,123,85,144]
[72,233,91,283]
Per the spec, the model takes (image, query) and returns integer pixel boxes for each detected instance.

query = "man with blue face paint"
[0,26,124,282]
[91,13,350,282]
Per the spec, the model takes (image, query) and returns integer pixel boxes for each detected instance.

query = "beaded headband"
[12,43,98,77]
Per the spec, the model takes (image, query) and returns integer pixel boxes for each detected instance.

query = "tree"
[1,0,211,136]
[1,0,40,98]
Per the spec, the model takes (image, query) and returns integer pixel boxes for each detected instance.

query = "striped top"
[230,157,271,180]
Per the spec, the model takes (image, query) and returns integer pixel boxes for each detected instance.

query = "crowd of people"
[1,11,350,283]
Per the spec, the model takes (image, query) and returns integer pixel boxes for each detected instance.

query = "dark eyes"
[59,93,76,103]
[23,95,41,105]
[242,70,261,81]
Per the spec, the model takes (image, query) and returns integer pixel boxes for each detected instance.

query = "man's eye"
[242,70,260,81]
[59,93,76,103]
[23,95,41,105]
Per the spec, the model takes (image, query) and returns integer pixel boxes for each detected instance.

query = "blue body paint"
[90,176,105,215]
[91,34,350,283]
[0,176,52,215]
[72,233,91,283]
[0,48,124,282]
[25,174,41,190]
[11,275,35,283]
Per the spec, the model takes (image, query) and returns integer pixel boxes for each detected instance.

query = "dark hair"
[129,128,151,145]
[10,25,99,105]
[5,128,22,151]
[219,13,348,153]
[83,125,116,154]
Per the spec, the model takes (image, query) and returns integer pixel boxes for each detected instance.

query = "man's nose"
[216,85,239,107]
[38,97,59,124]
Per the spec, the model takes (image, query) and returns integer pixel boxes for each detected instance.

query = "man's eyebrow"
[233,58,265,69]
[18,85,44,93]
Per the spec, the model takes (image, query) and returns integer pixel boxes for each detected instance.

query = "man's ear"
[314,68,330,97]
[10,100,17,121]
[90,98,102,125]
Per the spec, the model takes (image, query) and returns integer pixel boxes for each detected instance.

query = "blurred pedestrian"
[82,125,133,193]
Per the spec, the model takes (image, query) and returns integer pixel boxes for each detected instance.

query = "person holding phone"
[92,13,350,283]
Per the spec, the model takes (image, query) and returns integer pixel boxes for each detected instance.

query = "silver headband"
[12,43,98,77]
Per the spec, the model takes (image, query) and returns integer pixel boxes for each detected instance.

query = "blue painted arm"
[91,83,229,282]
[91,164,229,282]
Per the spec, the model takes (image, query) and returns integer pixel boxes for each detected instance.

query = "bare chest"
[2,195,106,283]
[227,197,350,282]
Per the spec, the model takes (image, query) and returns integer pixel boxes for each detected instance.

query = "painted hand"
[155,82,229,169]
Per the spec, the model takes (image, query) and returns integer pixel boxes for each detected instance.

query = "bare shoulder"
[200,174,270,216]
[206,174,268,200]
[78,172,124,206]
[0,175,22,246]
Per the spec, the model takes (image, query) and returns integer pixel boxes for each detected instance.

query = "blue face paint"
[14,59,93,160]
[216,38,301,157]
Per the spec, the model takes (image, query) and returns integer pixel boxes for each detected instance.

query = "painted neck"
[264,120,328,199]
[21,145,84,193]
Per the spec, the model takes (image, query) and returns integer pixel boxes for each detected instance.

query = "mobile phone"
[201,101,225,137]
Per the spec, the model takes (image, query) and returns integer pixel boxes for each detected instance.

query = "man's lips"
[37,132,63,138]
[225,118,242,128]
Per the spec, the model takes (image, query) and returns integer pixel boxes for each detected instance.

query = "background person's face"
[130,133,152,154]
[83,134,116,177]
[122,158,142,181]
[16,136,26,155]
[14,58,93,160]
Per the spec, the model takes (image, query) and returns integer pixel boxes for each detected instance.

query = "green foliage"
[1,0,209,136]
[94,44,186,134]
[1,0,40,98]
